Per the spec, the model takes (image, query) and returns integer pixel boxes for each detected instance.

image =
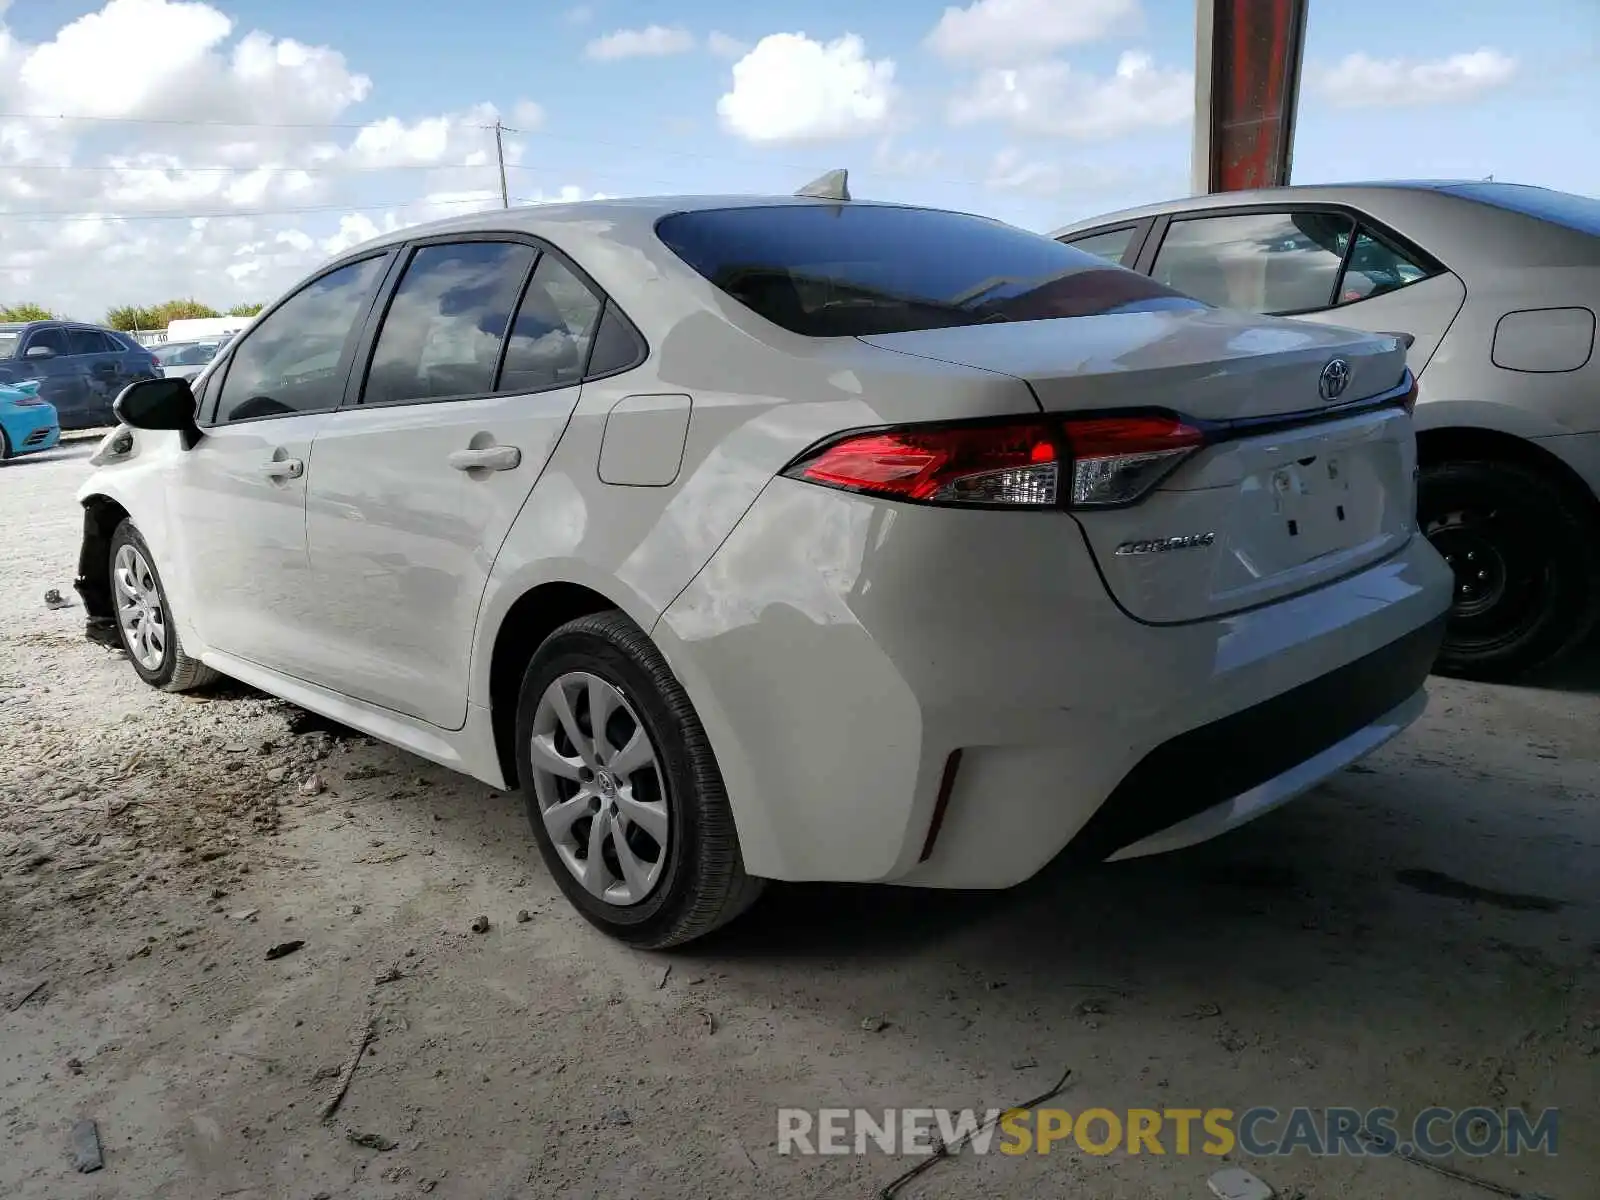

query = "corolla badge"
[1318,357,1352,402]
[1114,533,1216,556]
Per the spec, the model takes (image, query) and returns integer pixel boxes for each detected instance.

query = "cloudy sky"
[1,0,1595,319]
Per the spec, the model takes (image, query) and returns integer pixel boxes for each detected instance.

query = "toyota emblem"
[1318,357,1351,402]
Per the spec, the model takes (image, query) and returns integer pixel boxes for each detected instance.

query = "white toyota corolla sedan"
[74,186,1453,946]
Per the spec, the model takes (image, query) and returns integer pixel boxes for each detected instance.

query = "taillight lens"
[788,423,1059,506]
[782,413,1204,509]
[1061,415,1205,507]
[1399,375,1418,414]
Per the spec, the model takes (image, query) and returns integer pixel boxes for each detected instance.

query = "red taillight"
[783,413,1205,509]
[788,422,1060,506]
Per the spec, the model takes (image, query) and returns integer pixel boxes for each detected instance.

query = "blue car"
[0,380,60,461]
[0,320,161,430]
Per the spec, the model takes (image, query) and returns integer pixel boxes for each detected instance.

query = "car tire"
[1420,459,1600,681]
[108,520,219,692]
[0,425,11,462]
[514,609,764,948]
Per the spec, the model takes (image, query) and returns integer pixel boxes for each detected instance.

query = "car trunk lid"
[861,308,1418,623]
[858,306,1407,422]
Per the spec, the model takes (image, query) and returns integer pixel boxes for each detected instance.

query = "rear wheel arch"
[486,581,623,787]
[1414,425,1600,523]
[1414,426,1600,678]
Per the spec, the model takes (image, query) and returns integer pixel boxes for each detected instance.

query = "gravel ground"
[2,442,1597,1200]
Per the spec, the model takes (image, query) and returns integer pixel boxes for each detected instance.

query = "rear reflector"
[783,414,1204,509]
[919,750,964,863]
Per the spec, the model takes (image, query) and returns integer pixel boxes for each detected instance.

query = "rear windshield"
[1441,183,1600,237]
[656,204,1203,337]
[154,341,219,365]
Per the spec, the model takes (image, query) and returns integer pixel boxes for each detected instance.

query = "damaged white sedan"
[74,183,1452,946]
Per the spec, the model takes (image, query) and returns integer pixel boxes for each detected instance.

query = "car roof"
[1049,181,1486,234]
[295,193,1023,342]
[333,193,939,258]
[1050,180,1597,270]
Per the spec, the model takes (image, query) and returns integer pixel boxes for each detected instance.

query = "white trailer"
[165,315,252,341]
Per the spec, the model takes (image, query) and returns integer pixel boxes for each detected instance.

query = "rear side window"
[215,255,387,424]
[585,303,646,377]
[362,241,536,405]
[656,204,1199,337]
[26,327,67,356]
[1153,211,1354,314]
[66,328,110,355]
[498,255,603,393]
[1336,230,1431,306]
[1062,226,1139,265]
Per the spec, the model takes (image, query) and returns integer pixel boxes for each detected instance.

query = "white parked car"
[74,186,1453,946]
[151,338,228,382]
[1054,182,1600,680]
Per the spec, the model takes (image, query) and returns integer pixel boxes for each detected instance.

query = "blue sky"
[1,0,1595,312]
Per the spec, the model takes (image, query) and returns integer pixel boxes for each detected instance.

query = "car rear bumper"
[1076,617,1442,863]
[655,478,1454,887]
[3,410,60,455]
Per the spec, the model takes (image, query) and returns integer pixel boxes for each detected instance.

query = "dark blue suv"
[0,321,162,430]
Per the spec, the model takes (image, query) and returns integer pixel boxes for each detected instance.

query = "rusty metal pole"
[1191,0,1310,194]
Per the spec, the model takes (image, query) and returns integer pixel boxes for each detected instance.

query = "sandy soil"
[2,441,1597,1200]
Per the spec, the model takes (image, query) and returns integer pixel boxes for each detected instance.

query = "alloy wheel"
[113,543,167,671]
[528,671,669,906]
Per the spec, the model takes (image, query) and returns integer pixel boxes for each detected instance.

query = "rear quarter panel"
[466,311,1037,709]
[1417,267,1600,441]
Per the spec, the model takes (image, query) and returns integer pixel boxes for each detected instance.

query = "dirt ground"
[2,440,1597,1200]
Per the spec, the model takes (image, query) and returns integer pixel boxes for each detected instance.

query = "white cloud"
[18,1,370,126]
[985,149,1064,196]
[925,0,1140,64]
[1312,49,1517,108]
[511,100,546,130]
[983,148,1142,197]
[0,0,567,317]
[707,31,749,60]
[584,25,696,62]
[873,139,943,177]
[522,185,612,204]
[949,51,1191,139]
[717,33,896,143]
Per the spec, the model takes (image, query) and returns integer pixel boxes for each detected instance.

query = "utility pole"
[494,120,510,209]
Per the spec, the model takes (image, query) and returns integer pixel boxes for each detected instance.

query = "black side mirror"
[113,376,202,447]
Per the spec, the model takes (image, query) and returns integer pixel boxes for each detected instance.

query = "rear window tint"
[656,204,1202,337]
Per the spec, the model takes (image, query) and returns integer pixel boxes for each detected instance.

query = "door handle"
[262,458,304,480]
[448,445,521,472]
